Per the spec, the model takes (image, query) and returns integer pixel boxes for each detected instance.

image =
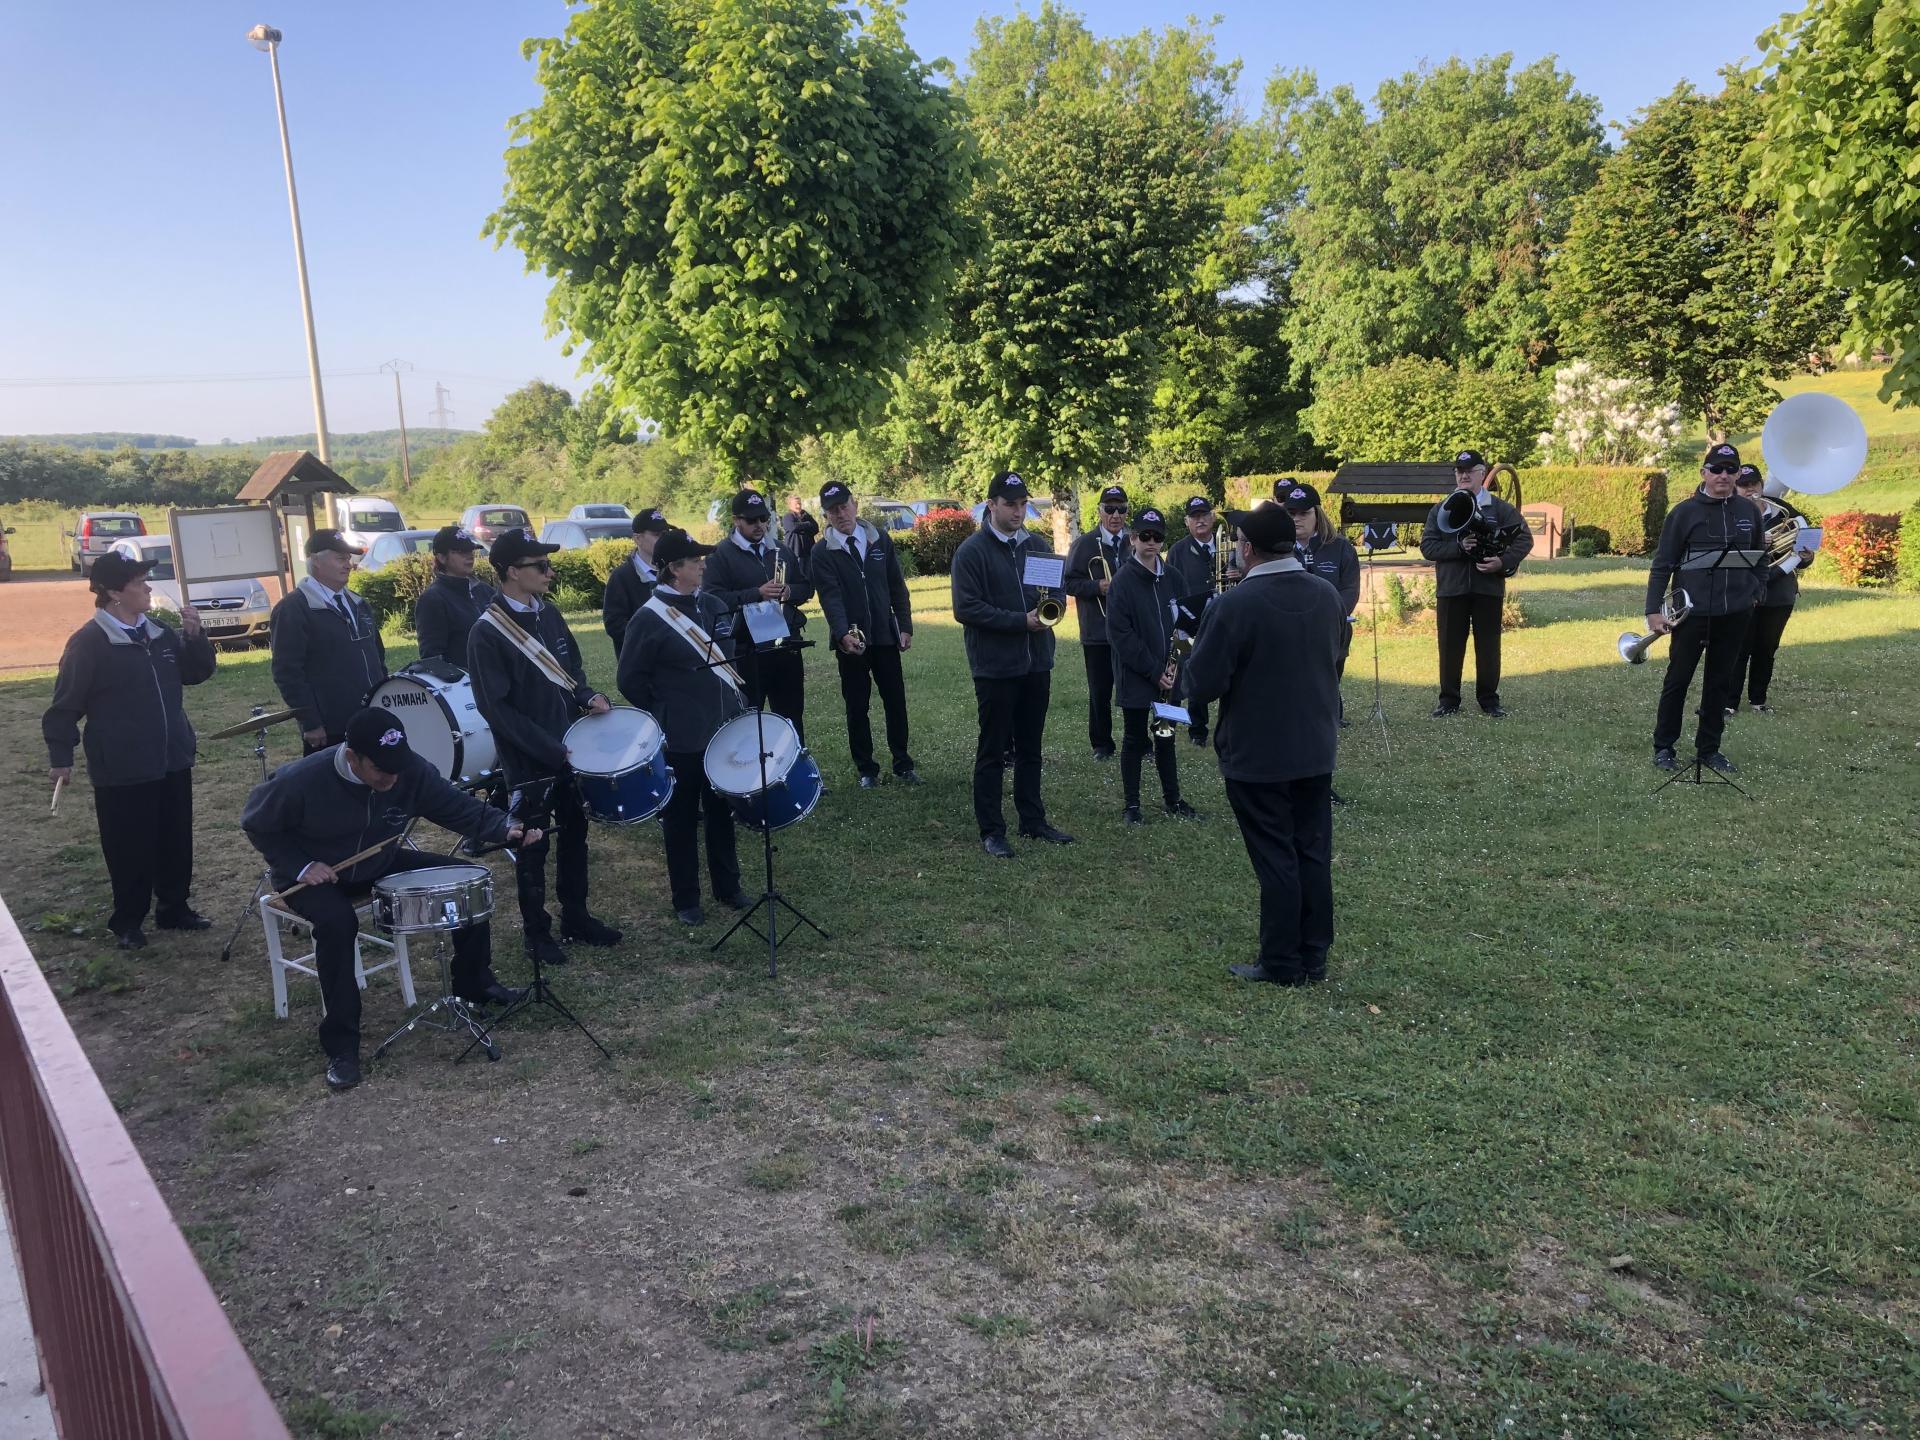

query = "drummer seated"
[240,709,541,1092]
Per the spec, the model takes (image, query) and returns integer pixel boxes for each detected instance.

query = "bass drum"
[704,710,822,832]
[368,661,497,786]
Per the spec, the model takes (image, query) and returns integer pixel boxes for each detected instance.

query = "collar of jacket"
[1691,486,1737,506]
[299,577,357,610]
[819,521,879,554]
[1244,556,1306,578]
[90,609,162,645]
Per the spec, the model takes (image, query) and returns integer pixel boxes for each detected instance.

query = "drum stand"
[711,697,829,979]
[374,930,502,1064]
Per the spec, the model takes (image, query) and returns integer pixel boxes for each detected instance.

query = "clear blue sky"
[0,0,1783,444]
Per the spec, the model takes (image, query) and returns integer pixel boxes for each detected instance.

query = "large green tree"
[485,0,978,487]
[1549,80,1841,434]
[1755,0,1920,405]
[1258,55,1606,384]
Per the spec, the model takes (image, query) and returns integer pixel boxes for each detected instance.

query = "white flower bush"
[1535,360,1685,466]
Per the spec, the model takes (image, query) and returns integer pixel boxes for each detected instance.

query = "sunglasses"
[513,559,553,574]
[1705,464,1739,475]
[1101,505,1127,515]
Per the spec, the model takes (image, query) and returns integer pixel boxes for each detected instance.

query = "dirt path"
[0,575,94,669]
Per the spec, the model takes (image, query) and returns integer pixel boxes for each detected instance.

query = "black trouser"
[1735,603,1793,706]
[1189,698,1210,738]
[283,850,492,1061]
[836,646,915,778]
[740,647,806,746]
[1435,593,1503,709]
[1654,610,1752,756]
[972,673,1051,839]
[1082,643,1114,751]
[661,752,741,911]
[1120,707,1180,808]
[511,773,590,937]
[1223,774,1334,979]
[93,768,195,933]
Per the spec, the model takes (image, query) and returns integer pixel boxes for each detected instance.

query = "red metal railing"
[0,896,289,1439]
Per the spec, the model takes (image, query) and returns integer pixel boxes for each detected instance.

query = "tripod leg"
[219,870,270,964]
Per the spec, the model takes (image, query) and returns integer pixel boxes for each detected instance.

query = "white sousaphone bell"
[1759,391,1869,497]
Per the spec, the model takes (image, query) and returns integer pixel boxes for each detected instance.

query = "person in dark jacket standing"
[951,470,1075,858]
[43,550,217,949]
[703,489,814,743]
[1730,465,1814,715]
[602,506,668,660]
[1106,507,1201,825]
[414,525,494,668]
[812,480,921,789]
[466,527,623,964]
[1185,503,1344,985]
[1164,495,1238,746]
[780,492,821,564]
[1644,443,1766,773]
[272,528,387,751]
[617,529,752,926]
[1418,450,1534,718]
[1281,481,1361,686]
[241,710,539,1092]
[1064,484,1133,759]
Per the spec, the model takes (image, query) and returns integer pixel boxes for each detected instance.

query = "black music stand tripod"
[1359,524,1402,760]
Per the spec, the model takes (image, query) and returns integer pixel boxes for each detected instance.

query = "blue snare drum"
[704,711,822,832]
[565,707,674,824]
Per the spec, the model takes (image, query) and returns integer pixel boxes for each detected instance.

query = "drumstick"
[268,832,407,904]
[49,776,64,816]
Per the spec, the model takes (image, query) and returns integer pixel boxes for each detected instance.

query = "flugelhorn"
[1150,630,1195,739]
[1618,589,1693,665]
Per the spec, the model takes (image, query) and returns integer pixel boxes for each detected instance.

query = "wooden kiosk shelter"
[237,450,355,588]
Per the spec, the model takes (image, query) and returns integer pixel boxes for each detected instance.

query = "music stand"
[1650,546,1767,801]
[1359,524,1402,760]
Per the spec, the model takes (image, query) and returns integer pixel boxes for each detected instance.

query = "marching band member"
[1064,484,1133,760]
[414,525,493,668]
[951,470,1075,858]
[1645,443,1766,773]
[1185,503,1344,985]
[43,550,217,949]
[616,529,750,926]
[1280,481,1361,689]
[241,709,540,1092]
[271,529,387,752]
[1106,506,1200,824]
[811,480,921,789]
[1418,451,1533,718]
[703,489,814,743]
[602,506,668,661]
[467,527,623,964]
[1730,464,1811,716]
[1164,495,1238,745]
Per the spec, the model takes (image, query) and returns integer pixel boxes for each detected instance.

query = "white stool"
[260,894,416,1020]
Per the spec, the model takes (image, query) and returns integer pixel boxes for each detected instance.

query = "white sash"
[478,604,580,697]
[644,594,746,696]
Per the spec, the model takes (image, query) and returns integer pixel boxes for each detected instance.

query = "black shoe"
[1337,717,1352,729]
[1430,703,1460,718]
[525,932,571,969]
[1123,804,1145,826]
[1652,747,1678,771]
[895,768,924,785]
[1228,962,1308,986]
[154,909,211,931]
[1018,822,1076,845]
[325,1055,362,1091]
[1480,705,1510,719]
[1700,752,1737,774]
[719,891,753,910]
[560,913,622,947]
[1091,746,1116,762]
[1165,799,1201,821]
[1188,728,1209,747]
[982,835,1016,860]
[475,980,527,1007]
[675,906,706,926]
[1303,957,1328,984]
[859,774,882,790]
[1330,789,1348,805]
[113,927,147,950]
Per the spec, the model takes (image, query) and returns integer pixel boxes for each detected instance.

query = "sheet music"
[1022,554,1064,589]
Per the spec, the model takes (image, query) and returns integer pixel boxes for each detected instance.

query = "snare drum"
[565,707,675,824]
[704,711,823,832]
[371,865,494,934]
[368,661,497,785]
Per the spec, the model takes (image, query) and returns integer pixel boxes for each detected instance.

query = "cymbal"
[208,707,302,740]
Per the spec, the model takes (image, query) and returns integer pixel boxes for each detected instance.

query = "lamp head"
[247,24,283,51]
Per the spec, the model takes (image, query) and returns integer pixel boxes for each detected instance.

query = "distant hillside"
[7,432,198,450]
[0,428,480,462]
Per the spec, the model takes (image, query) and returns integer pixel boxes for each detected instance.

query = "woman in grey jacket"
[43,550,217,948]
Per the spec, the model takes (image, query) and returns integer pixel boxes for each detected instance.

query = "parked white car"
[336,496,407,552]
[360,530,439,573]
[109,537,271,648]
[541,518,634,549]
[567,503,631,522]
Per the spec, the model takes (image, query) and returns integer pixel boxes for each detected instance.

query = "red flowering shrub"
[902,509,978,575]
[1821,511,1900,586]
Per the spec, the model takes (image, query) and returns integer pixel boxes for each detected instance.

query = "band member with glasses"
[1729,464,1813,716]
[703,489,814,743]
[467,528,623,965]
[1064,484,1133,760]
[1279,481,1360,691]
[414,525,494,668]
[1419,450,1533,718]
[1165,495,1238,745]
[1644,443,1767,773]
[1106,507,1201,825]
[602,507,669,661]
[271,528,387,753]
[951,470,1075,858]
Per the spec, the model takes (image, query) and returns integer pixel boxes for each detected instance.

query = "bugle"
[1618,589,1693,665]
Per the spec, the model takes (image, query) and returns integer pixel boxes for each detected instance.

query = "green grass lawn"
[2,562,1916,1438]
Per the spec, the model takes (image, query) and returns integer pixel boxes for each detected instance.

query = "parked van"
[336,496,406,552]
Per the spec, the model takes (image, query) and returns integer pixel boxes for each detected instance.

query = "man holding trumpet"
[703,488,814,743]
[811,480,920,789]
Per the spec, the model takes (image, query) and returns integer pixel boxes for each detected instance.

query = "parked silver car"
[567,503,631,521]
[68,511,147,574]
[109,536,271,647]
[360,530,439,573]
[460,504,533,546]
[540,518,634,549]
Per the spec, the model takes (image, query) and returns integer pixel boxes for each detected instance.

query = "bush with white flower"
[1535,361,1685,466]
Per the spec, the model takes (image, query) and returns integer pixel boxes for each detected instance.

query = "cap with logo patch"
[344,707,413,774]
[731,489,772,520]
[430,525,480,555]
[631,507,669,534]
[987,471,1030,502]
[1453,450,1487,471]
[819,481,853,509]
[1184,495,1213,517]
[306,528,365,558]
[1277,481,1321,513]
[487,527,561,572]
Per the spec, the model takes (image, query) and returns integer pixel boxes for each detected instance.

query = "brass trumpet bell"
[1036,593,1064,627]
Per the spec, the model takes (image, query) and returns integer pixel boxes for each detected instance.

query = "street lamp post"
[247,22,334,523]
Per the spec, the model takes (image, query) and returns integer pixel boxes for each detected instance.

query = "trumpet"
[1150,630,1195,739]
[1618,589,1693,665]
[1035,590,1064,627]
[773,553,787,597]
[846,623,867,654]
[1213,522,1239,591]
[1090,553,1114,618]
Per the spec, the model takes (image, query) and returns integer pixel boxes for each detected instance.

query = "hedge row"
[1824,512,1900,586]
[1900,502,1920,593]
[349,538,637,631]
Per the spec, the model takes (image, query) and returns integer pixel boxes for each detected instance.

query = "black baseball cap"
[344,707,413,775]
[1184,495,1213,516]
[654,528,713,567]
[306,528,365,558]
[1453,450,1487,471]
[1224,505,1295,554]
[1733,464,1764,487]
[1278,481,1321,513]
[1099,484,1128,508]
[88,550,156,594]
[631,506,669,534]
[820,481,854,508]
[731,489,773,520]
[430,524,480,555]
[488,526,561,571]
[987,470,1030,502]
[1704,442,1741,469]
[1132,507,1167,537]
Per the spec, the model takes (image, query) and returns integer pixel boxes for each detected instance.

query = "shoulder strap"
[478,605,579,697]
[643,595,746,696]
